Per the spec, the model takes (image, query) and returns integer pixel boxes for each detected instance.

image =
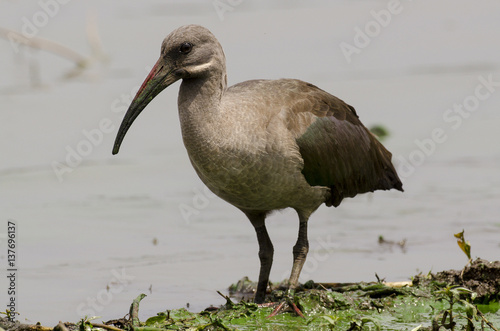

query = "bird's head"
[112,24,225,155]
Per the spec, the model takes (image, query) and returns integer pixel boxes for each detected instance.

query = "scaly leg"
[289,212,309,288]
[268,211,310,318]
[245,211,273,304]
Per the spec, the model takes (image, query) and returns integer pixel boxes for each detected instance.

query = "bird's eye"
[179,42,192,54]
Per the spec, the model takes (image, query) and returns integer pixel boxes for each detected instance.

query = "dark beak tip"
[112,60,168,157]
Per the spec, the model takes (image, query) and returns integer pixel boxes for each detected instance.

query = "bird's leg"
[254,224,273,303]
[246,211,273,304]
[288,213,309,288]
[267,212,310,319]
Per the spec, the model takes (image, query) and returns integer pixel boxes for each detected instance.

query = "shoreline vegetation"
[2,258,499,331]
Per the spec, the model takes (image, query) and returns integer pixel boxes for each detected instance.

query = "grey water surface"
[0,0,499,325]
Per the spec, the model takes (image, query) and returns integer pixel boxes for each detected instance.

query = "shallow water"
[0,0,499,325]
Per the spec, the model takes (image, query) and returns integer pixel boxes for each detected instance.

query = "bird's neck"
[178,71,226,109]
[177,70,228,148]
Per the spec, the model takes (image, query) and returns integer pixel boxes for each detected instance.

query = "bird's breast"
[177,98,328,212]
[181,124,308,211]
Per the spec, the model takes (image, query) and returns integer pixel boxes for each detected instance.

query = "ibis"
[113,24,403,304]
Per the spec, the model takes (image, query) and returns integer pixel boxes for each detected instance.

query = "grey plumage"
[113,25,403,303]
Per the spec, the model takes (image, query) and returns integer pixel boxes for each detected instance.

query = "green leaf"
[360,317,381,331]
[454,230,471,260]
[145,314,167,326]
[319,315,338,325]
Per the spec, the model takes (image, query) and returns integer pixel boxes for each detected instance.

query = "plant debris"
[1,259,499,330]
[414,258,500,301]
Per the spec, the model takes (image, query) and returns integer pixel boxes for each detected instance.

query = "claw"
[266,299,305,318]
[290,301,305,318]
[267,301,286,318]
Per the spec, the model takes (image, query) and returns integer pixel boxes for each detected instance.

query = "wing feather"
[287,81,403,207]
[227,79,403,207]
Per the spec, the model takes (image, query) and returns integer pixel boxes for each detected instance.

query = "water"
[1,0,499,325]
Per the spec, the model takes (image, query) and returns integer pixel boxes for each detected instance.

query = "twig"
[314,282,360,289]
[90,322,124,331]
[383,281,412,288]
[476,309,499,331]
[216,290,235,307]
[28,325,52,331]
[2,323,53,331]
[216,290,230,301]
[85,10,107,62]
[0,27,87,65]
[317,283,328,291]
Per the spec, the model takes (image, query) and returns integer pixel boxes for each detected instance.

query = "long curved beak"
[112,59,179,155]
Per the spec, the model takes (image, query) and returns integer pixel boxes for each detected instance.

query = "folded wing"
[285,80,403,207]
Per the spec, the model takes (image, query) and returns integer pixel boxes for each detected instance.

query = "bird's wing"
[278,79,403,207]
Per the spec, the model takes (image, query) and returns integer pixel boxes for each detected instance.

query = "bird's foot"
[258,290,305,318]
[266,299,304,318]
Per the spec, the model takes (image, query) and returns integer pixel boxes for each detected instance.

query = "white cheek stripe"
[188,60,215,74]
